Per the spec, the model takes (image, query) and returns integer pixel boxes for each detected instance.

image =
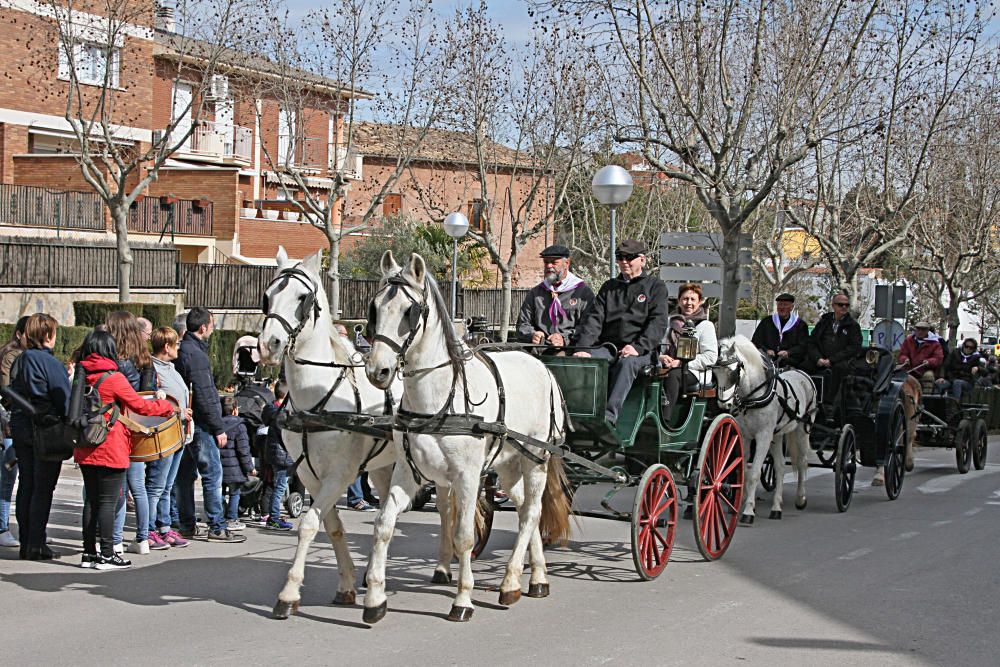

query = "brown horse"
[873,375,922,484]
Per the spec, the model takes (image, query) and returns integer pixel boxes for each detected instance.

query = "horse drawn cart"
[537,352,745,580]
[913,394,989,473]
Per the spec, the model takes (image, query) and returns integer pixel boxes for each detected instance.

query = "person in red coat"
[74,331,175,570]
[898,322,945,392]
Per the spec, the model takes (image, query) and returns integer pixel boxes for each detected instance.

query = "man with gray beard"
[516,245,595,350]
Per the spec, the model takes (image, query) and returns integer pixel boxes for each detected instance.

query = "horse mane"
[300,264,353,366]
[422,272,467,369]
[729,335,768,380]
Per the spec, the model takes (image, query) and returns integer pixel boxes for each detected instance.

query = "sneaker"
[127,540,150,555]
[349,500,376,512]
[256,515,270,527]
[178,526,208,539]
[147,532,170,550]
[0,530,19,548]
[207,529,247,543]
[265,518,294,531]
[80,553,99,569]
[162,530,189,548]
[226,519,246,531]
[95,553,132,570]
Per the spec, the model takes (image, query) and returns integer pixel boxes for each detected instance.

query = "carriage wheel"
[834,425,857,512]
[693,415,744,561]
[955,420,973,475]
[760,452,776,493]
[630,464,678,581]
[973,419,988,471]
[472,476,496,559]
[884,408,907,501]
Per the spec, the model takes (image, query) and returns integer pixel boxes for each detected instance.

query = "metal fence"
[0,184,105,231]
[460,287,531,326]
[0,240,180,288]
[128,198,213,237]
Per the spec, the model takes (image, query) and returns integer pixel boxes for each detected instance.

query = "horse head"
[713,338,743,410]
[365,250,430,389]
[259,247,325,366]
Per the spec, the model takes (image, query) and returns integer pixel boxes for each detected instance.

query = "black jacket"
[9,348,71,429]
[173,332,224,435]
[515,281,596,343]
[944,349,982,384]
[262,402,295,471]
[807,312,862,371]
[220,415,254,484]
[574,272,670,356]
[752,315,811,367]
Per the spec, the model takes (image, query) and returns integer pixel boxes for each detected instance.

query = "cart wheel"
[471,477,495,560]
[693,415,744,561]
[972,419,988,471]
[834,425,857,513]
[630,464,678,581]
[285,490,304,518]
[411,484,434,511]
[955,419,972,475]
[761,452,776,493]
[884,408,907,500]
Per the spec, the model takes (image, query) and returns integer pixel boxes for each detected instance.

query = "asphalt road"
[2,439,998,666]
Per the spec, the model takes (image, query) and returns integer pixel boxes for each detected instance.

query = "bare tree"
[246,0,455,315]
[539,0,890,335]
[35,0,251,300]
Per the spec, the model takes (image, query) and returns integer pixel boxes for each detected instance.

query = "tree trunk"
[947,287,960,347]
[718,227,743,338]
[499,268,512,343]
[111,204,133,302]
[327,235,341,317]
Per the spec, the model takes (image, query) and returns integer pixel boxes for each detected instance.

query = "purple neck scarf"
[541,271,584,325]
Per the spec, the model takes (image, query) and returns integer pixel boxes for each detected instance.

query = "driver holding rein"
[751,292,810,369]
[516,244,595,351]
[573,240,670,425]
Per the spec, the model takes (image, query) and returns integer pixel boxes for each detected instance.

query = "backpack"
[65,369,120,449]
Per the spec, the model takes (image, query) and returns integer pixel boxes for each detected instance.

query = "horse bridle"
[262,266,321,343]
[714,349,776,414]
[368,273,429,362]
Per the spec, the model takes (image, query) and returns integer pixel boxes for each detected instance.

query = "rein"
[717,347,815,432]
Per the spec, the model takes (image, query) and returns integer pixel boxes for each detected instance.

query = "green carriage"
[539,355,745,580]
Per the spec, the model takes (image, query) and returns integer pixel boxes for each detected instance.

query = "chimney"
[155,2,175,32]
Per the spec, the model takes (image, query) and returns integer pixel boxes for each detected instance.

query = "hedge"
[73,302,177,328]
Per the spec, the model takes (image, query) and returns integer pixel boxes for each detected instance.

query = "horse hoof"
[739,514,754,526]
[332,590,356,606]
[795,498,807,510]
[905,458,914,472]
[498,589,522,606]
[769,510,782,520]
[447,605,474,622]
[431,571,453,585]
[272,599,299,619]
[525,583,550,598]
[362,601,388,624]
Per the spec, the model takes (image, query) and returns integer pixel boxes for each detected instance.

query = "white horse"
[363,251,572,623]
[713,336,818,524]
[258,248,455,619]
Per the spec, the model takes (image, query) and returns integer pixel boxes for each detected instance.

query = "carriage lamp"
[591,165,634,279]
[676,330,700,362]
[865,348,880,366]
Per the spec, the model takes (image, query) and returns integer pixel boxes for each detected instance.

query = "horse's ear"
[302,251,321,276]
[405,252,427,286]
[380,250,400,277]
[276,246,290,269]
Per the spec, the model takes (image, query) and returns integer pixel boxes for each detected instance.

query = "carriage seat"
[649,366,716,398]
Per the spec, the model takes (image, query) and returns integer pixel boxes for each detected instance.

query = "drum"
[121,392,184,463]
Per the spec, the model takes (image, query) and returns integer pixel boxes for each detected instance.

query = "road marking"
[838,548,872,560]
[891,531,919,541]
[965,507,984,516]
[917,473,992,494]
[932,520,952,526]
[985,502,1000,506]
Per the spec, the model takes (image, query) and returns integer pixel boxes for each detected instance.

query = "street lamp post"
[443,211,470,319]
[591,165,634,279]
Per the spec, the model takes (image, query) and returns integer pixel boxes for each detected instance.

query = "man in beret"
[751,292,810,369]
[899,322,944,392]
[516,244,595,350]
[574,239,670,425]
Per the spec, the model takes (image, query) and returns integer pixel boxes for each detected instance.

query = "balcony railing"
[331,145,363,180]
[127,197,213,236]
[184,120,253,163]
[277,136,325,171]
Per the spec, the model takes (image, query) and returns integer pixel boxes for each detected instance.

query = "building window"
[58,40,120,87]
[467,199,487,232]
[383,193,401,218]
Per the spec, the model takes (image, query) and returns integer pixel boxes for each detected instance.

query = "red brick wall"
[239,218,327,260]
[147,169,240,240]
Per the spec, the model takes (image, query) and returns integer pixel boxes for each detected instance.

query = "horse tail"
[445,487,487,553]
[539,456,573,546]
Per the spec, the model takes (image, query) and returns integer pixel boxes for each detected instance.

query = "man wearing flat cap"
[751,292,810,368]
[899,321,944,392]
[516,244,595,349]
[574,239,670,425]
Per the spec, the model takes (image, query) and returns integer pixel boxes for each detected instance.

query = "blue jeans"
[268,469,288,519]
[950,379,973,401]
[176,427,225,532]
[162,448,183,530]
[1,438,17,534]
[223,483,242,521]
[114,461,149,544]
[145,452,175,533]
[347,476,363,505]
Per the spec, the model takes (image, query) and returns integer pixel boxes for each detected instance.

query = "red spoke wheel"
[630,464,678,581]
[693,415,744,561]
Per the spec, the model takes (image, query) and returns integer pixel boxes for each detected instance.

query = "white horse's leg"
[741,431,767,524]
[498,460,546,605]
[431,484,453,584]
[362,465,419,624]
[448,471,482,620]
[769,435,787,518]
[792,427,809,510]
[273,469,354,618]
